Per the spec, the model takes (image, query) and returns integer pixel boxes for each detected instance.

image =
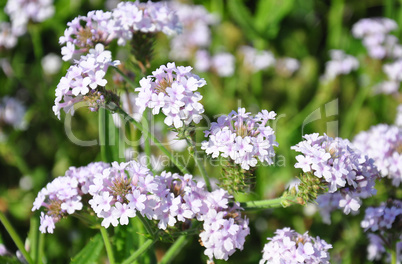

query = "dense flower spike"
[112,1,181,45]
[352,17,402,59]
[202,107,278,170]
[33,160,249,261]
[353,124,402,186]
[53,43,120,118]
[292,134,379,221]
[322,50,359,80]
[5,0,54,36]
[360,200,402,262]
[0,96,26,131]
[135,62,206,128]
[260,227,332,264]
[0,22,18,49]
[59,10,116,60]
[169,1,218,61]
[239,45,276,73]
[60,1,181,60]
[194,50,235,77]
[32,162,110,233]
[199,192,250,261]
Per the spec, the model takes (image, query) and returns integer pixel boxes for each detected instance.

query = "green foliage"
[71,234,103,264]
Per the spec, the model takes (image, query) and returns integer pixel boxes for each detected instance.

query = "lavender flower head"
[292,134,379,221]
[53,43,120,119]
[60,1,181,60]
[0,96,27,131]
[32,162,110,233]
[59,10,116,61]
[195,50,235,77]
[352,18,402,59]
[112,1,181,45]
[201,107,278,170]
[169,1,218,61]
[239,45,276,73]
[135,62,206,128]
[353,124,402,186]
[5,0,54,36]
[360,200,402,262]
[322,50,359,81]
[33,160,250,261]
[260,227,332,264]
[0,22,18,49]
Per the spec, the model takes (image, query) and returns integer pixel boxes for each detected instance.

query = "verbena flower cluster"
[376,59,402,95]
[353,124,402,187]
[0,96,26,131]
[360,200,402,262]
[260,227,332,264]
[60,1,181,60]
[32,162,110,233]
[53,43,120,119]
[202,107,278,170]
[352,17,402,59]
[135,62,206,128]
[32,160,249,261]
[292,134,379,222]
[322,50,359,81]
[169,1,218,61]
[239,45,276,73]
[4,0,54,38]
[194,50,235,77]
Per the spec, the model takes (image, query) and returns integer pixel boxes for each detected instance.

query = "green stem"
[158,235,189,264]
[390,248,397,264]
[28,25,43,61]
[144,109,155,174]
[340,84,370,138]
[114,67,138,88]
[0,212,34,264]
[137,214,154,236]
[99,108,114,163]
[121,239,155,264]
[185,135,212,192]
[37,232,44,264]
[240,196,299,211]
[100,227,115,264]
[114,107,190,175]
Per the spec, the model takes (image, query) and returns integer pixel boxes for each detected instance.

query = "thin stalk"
[37,233,44,264]
[114,107,190,175]
[28,218,38,263]
[137,214,154,237]
[158,235,189,264]
[185,135,212,192]
[240,196,299,211]
[100,227,115,264]
[99,108,114,163]
[340,84,370,138]
[390,248,397,264]
[144,109,155,174]
[121,239,155,264]
[0,212,34,264]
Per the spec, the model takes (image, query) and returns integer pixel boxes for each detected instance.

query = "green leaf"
[71,234,103,264]
[254,0,295,39]
[227,0,261,41]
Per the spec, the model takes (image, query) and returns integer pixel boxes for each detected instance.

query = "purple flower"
[135,62,206,128]
[292,134,379,221]
[202,107,278,170]
[260,227,332,264]
[353,124,402,186]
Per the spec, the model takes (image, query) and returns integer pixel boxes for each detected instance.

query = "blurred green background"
[1,0,401,263]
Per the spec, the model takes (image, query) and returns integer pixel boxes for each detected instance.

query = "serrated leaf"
[71,234,103,264]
